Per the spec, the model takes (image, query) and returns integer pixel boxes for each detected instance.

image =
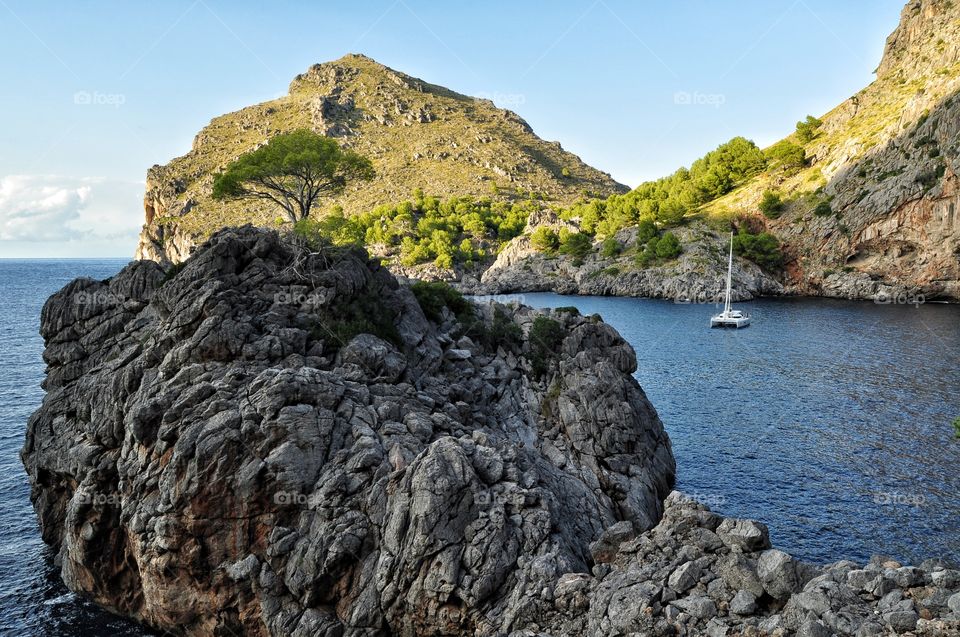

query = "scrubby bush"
[655,232,682,259]
[766,141,807,169]
[813,201,833,217]
[528,316,565,378]
[759,190,785,218]
[795,115,823,143]
[635,219,658,245]
[600,236,621,258]
[530,227,560,253]
[558,231,593,259]
[411,281,471,323]
[733,229,783,270]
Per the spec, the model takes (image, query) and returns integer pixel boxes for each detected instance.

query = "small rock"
[758,549,803,600]
[864,575,897,598]
[674,595,717,619]
[589,521,637,564]
[847,569,873,591]
[716,518,770,552]
[948,592,960,614]
[882,609,918,632]
[931,569,960,588]
[705,618,729,637]
[729,590,757,615]
[797,619,832,637]
[668,561,702,593]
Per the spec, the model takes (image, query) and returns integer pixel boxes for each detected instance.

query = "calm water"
[1,264,958,635]
[484,292,960,566]
[0,260,151,636]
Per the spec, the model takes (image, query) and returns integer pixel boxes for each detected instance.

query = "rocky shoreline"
[528,491,960,636]
[21,226,959,635]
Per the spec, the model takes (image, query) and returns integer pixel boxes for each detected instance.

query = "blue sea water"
[0,259,150,636]
[483,292,960,567]
[0,261,958,634]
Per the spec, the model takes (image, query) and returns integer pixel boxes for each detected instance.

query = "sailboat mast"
[725,232,733,313]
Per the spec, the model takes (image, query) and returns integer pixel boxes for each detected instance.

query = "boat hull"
[710,315,751,328]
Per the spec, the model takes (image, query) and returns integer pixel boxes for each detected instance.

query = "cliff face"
[482,0,960,302]
[23,226,674,636]
[135,54,626,265]
[712,0,960,301]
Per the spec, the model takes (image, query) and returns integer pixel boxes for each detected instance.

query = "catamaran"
[711,232,751,328]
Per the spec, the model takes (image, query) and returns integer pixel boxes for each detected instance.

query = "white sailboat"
[711,232,751,328]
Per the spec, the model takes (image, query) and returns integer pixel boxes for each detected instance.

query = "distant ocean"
[0,260,150,636]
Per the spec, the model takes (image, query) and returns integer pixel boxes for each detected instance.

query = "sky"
[0,0,904,258]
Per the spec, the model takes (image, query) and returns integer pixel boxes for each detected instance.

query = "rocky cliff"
[461,218,784,301]
[479,0,960,302]
[704,0,960,301]
[22,226,960,635]
[23,225,674,636]
[135,54,626,265]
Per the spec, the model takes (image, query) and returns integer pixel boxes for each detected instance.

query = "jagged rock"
[22,226,675,636]
[668,561,702,593]
[757,549,806,600]
[729,589,757,615]
[716,518,771,552]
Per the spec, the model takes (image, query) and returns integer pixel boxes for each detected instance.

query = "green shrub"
[313,284,402,350]
[529,316,565,378]
[478,306,523,352]
[410,281,471,323]
[953,416,960,439]
[655,232,682,260]
[635,239,659,268]
[759,190,784,219]
[795,115,823,144]
[635,219,658,245]
[530,227,560,253]
[765,141,807,169]
[813,201,833,217]
[558,231,593,259]
[600,236,621,258]
[554,306,580,315]
[733,230,783,270]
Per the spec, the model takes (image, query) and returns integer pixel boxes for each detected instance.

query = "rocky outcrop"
[525,492,960,636]
[474,0,960,303]
[22,225,674,636]
[462,224,784,301]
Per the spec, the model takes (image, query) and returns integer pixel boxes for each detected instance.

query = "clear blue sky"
[0,0,904,257]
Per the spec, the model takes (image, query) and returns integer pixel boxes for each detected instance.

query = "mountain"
[706,0,960,300]
[135,54,626,264]
[472,0,960,302]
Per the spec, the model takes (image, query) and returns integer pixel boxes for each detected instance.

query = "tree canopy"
[212,130,374,223]
[560,136,768,237]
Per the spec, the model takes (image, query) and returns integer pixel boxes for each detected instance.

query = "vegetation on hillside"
[299,191,535,269]
[559,137,768,238]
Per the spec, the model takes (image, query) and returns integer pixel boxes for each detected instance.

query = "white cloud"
[0,175,91,240]
[0,175,143,250]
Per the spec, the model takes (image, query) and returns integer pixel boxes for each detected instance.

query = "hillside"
[706,0,960,300]
[135,54,626,264]
[477,0,960,302]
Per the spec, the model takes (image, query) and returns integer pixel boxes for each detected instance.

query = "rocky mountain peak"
[877,0,960,80]
[136,55,626,265]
